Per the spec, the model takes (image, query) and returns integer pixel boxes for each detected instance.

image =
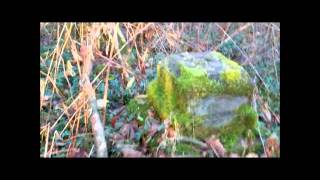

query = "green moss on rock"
[212,51,253,96]
[218,104,258,151]
[146,68,175,120]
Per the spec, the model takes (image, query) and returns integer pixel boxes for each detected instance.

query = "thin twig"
[44,124,50,158]
[176,136,207,149]
[214,23,251,51]
[48,130,57,157]
[102,66,110,127]
[88,145,95,157]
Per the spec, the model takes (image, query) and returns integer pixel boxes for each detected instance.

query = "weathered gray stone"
[147,51,255,131]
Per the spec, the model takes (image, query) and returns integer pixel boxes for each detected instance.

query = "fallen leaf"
[265,133,280,157]
[110,106,125,128]
[144,30,154,41]
[41,95,52,108]
[111,133,125,143]
[167,127,176,138]
[130,120,139,130]
[272,112,280,124]
[119,124,130,136]
[120,124,134,140]
[261,102,272,123]
[126,77,135,90]
[67,148,88,158]
[206,135,226,157]
[111,114,121,128]
[122,148,143,157]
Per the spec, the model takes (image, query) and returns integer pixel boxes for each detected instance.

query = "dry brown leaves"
[259,97,280,125]
[119,121,139,140]
[265,134,280,157]
[261,102,272,124]
[206,135,226,157]
[167,127,176,139]
[122,148,143,157]
[67,148,88,158]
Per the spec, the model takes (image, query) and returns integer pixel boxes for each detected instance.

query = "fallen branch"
[176,136,207,149]
[44,124,50,158]
[80,41,108,157]
[176,136,214,157]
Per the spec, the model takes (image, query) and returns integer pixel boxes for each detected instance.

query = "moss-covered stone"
[147,51,257,150]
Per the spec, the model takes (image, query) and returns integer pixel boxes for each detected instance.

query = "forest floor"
[40,23,280,157]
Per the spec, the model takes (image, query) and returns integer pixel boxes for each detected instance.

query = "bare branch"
[81,41,108,157]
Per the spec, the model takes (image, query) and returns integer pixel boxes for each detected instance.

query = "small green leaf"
[137,114,144,122]
[109,74,115,80]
